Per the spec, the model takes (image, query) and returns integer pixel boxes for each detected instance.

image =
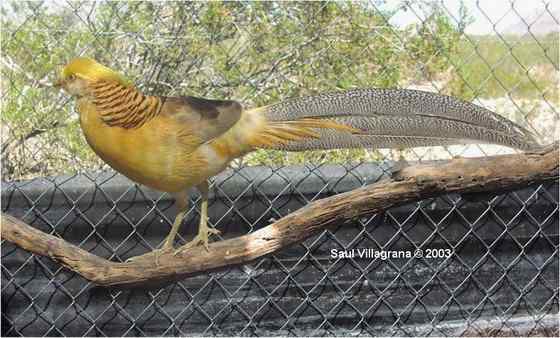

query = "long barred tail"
[248,88,540,151]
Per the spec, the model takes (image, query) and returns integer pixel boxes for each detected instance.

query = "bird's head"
[54,57,130,97]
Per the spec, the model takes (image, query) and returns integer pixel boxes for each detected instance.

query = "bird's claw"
[207,227,221,236]
[175,227,221,254]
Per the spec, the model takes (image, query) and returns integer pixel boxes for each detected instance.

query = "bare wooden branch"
[1,144,558,288]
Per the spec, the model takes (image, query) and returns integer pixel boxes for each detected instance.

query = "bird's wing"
[160,96,243,144]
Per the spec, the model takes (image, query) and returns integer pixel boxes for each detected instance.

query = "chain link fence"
[1,1,558,336]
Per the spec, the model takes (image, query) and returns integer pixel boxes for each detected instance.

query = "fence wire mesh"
[1,0,559,336]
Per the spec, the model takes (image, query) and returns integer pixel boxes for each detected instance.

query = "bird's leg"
[126,192,189,265]
[177,181,220,253]
[161,192,189,250]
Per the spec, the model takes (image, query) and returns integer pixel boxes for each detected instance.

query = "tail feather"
[271,130,531,151]
[250,88,539,151]
[272,134,481,151]
[247,117,358,148]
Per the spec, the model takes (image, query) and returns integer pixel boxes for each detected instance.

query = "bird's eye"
[68,74,76,81]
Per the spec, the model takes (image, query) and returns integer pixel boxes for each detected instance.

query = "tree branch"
[1,144,558,289]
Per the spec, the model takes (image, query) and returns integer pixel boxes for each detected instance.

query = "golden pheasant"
[55,57,538,261]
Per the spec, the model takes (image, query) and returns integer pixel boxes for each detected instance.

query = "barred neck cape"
[90,80,162,129]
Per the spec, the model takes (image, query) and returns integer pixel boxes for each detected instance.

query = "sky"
[385,0,559,35]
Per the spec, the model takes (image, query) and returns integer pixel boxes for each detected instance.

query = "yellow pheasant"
[55,57,538,260]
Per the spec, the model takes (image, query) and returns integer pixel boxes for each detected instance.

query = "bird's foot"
[175,227,221,254]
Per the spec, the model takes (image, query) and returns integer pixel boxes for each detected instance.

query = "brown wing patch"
[160,96,243,144]
[162,96,241,119]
